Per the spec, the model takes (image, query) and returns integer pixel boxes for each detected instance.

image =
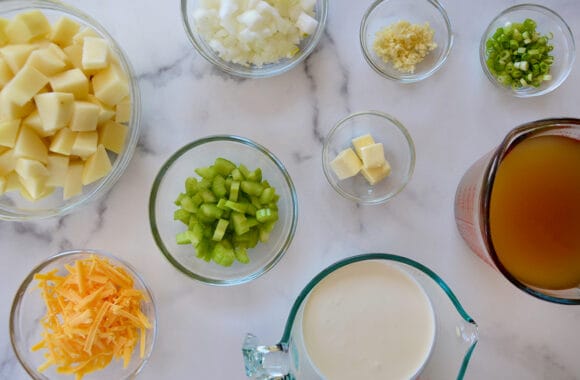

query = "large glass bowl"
[10,249,157,380]
[149,135,298,285]
[479,4,575,97]
[0,0,141,220]
[181,0,328,78]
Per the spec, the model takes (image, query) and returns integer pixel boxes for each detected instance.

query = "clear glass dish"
[149,135,298,285]
[0,0,142,221]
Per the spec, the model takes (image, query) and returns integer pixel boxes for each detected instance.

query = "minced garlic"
[372,20,437,73]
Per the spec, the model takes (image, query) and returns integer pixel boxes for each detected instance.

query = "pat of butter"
[352,134,375,158]
[330,148,362,180]
[361,160,391,185]
[360,143,385,169]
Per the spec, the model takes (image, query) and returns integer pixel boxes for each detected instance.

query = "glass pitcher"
[243,253,479,380]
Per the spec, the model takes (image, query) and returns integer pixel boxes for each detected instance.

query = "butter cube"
[82,144,111,185]
[352,134,375,158]
[0,43,35,73]
[330,148,362,180]
[45,154,69,187]
[2,64,48,106]
[50,17,81,47]
[0,149,16,176]
[15,157,49,179]
[49,68,89,99]
[361,161,391,185]
[0,57,13,88]
[360,143,385,169]
[71,131,98,158]
[13,126,48,163]
[63,160,83,199]
[0,119,20,147]
[6,11,51,43]
[34,92,74,131]
[70,101,100,132]
[49,128,76,156]
[92,63,129,106]
[115,96,131,123]
[82,37,109,71]
[26,47,67,76]
[98,120,128,154]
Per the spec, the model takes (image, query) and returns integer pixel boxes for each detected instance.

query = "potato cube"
[26,47,67,76]
[82,144,111,185]
[72,27,99,46]
[22,110,45,135]
[115,96,131,123]
[0,119,20,148]
[45,154,69,187]
[0,175,6,194]
[0,43,35,73]
[34,92,74,131]
[2,64,48,106]
[361,161,392,185]
[63,43,82,70]
[46,42,69,62]
[0,149,16,176]
[13,126,48,163]
[0,18,8,46]
[330,148,362,180]
[0,57,13,88]
[4,171,20,192]
[19,174,52,200]
[352,134,375,158]
[49,68,88,99]
[71,131,97,158]
[49,17,81,47]
[63,160,83,199]
[49,128,76,156]
[92,64,129,106]
[98,120,128,154]
[70,101,100,132]
[0,92,34,120]
[15,157,49,179]
[87,94,115,124]
[6,11,51,43]
[360,143,385,169]
[82,37,109,71]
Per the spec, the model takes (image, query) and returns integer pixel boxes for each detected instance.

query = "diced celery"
[225,200,249,213]
[195,165,217,179]
[176,231,192,245]
[259,187,276,204]
[214,157,236,176]
[185,177,198,195]
[256,208,278,223]
[241,181,264,197]
[212,219,229,241]
[229,181,240,201]
[212,175,227,198]
[234,246,250,264]
[174,208,191,224]
[200,203,223,220]
[231,212,249,235]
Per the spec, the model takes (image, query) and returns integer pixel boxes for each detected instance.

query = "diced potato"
[359,143,385,169]
[0,119,20,148]
[63,160,83,199]
[70,101,100,132]
[71,131,97,158]
[4,171,20,192]
[26,47,67,76]
[72,27,99,45]
[92,63,129,106]
[13,126,48,163]
[98,120,128,154]
[0,18,9,46]
[19,174,52,200]
[34,92,74,132]
[46,42,69,62]
[115,96,131,123]
[0,175,6,194]
[0,57,13,88]
[82,144,111,185]
[63,43,82,70]
[330,148,362,180]
[49,68,89,99]
[5,11,51,44]
[87,94,115,124]
[0,149,16,176]
[22,110,49,137]
[49,128,76,156]
[361,162,391,185]
[49,17,81,47]
[82,37,109,71]
[0,43,36,73]
[45,153,69,187]
[2,64,48,106]
[0,92,35,120]
[352,134,375,158]
[15,157,49,179]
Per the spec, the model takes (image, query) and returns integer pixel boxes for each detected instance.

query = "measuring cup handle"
[242,333,290,380]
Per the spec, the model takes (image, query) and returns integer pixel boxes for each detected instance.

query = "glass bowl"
[322,111,415,205]
[479,4,575,97]
[0,0,141,221]
[10,249,157,380]
[149,135,298,285]
[180,0,328,78]
[360,0,454,83]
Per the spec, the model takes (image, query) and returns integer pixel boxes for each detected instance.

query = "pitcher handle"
[243,334,290,380]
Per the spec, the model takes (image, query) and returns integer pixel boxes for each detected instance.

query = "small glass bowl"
[480,4,575,97]
[180,0,328,78]
[360,0,453,83]
[322,111,415,205]
[149,135,298,286]
[0,0,141,221]
[10,249,157,380]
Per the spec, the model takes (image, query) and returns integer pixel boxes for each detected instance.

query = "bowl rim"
[179,0,329,78]
[0,0,142,221]
[148,134,299,286]
[322,110,416,205]
[478,3,576,97]
[9,248,158,380]
[359,0,454,83]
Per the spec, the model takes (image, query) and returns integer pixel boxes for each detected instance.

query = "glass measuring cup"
[455,118,580,304]
[242,253,478,379]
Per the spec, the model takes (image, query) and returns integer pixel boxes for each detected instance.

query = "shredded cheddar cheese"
[32,255,152,379]
[373,20,437,73]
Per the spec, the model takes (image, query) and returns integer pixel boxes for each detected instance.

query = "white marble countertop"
[2,0,580,379]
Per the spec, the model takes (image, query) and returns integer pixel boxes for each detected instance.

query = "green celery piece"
[199,178,212,189]
[212,219,229,241]
[247,168,262,182]
[176,230,192,245]
[259,228,270,243]
[231,212,250,235]
[225,200,249,213]
[180,196,197,213]
[216,198,228,210]
[245,217,259,228]
[188,214,199,230]
[214,157,236,176]
[231,168,244,181]
[200,203,223,220]
[234,246,250,264]
[241,181,263,197]
[246,203,257,216]
[190,223,204,246]
[195,165,217,179]
[195,239,212,261]
[174,192,186,206]
[256,208,278,223]
[212,175,227,198]
[174,209,190,224]
[238,164,251,179]
[185,177,198,195]
[229,181,240,202]
[191,192,204,207]
[200,189,217,203]
[212,241,235,267]
[259,187,275,204]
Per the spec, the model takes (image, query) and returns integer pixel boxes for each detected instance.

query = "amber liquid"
[489,135,580,290]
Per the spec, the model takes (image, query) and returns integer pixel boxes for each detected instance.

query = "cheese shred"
[32,255,152,379]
